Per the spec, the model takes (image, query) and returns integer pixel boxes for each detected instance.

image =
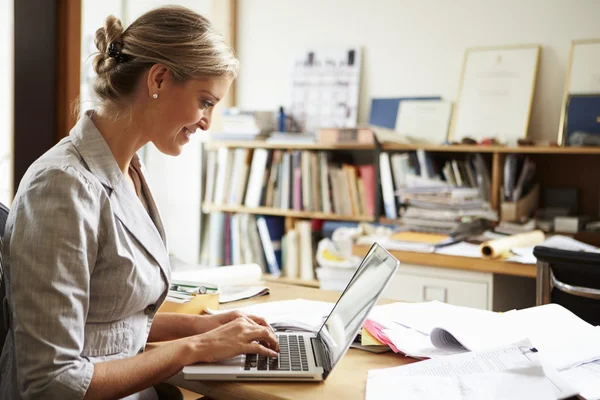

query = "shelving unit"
[203,139,600,291]
[203,203,374,222]
[205,141,376,151]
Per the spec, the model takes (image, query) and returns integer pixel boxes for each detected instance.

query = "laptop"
[182,243,399,381]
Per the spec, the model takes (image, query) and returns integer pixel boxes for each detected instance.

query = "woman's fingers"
[247,314,270,328]
[245,341,279,358]
[241,323,280,352]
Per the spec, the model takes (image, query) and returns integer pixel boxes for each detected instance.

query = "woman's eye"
[201,101,214,110]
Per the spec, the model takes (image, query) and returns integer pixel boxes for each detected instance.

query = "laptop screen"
[315,243,398,378]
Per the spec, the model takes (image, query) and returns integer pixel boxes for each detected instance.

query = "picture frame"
[448,44,541,145]
[558,39,600,145]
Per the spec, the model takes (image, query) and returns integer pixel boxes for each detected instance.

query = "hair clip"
[107,42,128,63]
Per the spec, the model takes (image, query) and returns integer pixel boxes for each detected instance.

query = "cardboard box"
[157,293,219,315]
[501,184,540,222]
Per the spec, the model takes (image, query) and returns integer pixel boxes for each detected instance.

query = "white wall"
[236,0,600,142]
[0,0,13,205]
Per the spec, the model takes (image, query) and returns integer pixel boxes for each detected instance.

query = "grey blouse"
[0,112,171,399]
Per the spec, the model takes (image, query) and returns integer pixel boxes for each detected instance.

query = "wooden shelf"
[203,204,375,222]
[381,143,600,155]
[353,245,536,278]
[207,140,600,155]
[206,141,376,151]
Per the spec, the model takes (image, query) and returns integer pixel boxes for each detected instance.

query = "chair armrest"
[552,270,600,300]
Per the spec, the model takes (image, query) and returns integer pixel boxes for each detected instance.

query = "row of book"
[198,212,318,280]
[204,148,376,217]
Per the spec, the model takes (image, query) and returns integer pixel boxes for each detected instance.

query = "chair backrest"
[534,245,600,326]
[0,202,8,351]
[0,202,7,239]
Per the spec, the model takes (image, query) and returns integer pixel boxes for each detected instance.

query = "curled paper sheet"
[480,230,545,259]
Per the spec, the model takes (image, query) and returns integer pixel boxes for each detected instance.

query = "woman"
[0,6,278,400]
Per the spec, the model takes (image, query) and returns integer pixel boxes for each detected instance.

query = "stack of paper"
[365,301,600,370]
[366,340,578,400]
[364,300,600,399]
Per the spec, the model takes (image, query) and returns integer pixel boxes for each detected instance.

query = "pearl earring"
[152,93,158,99]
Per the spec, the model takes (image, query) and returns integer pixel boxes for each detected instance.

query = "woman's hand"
[180,317,280,364]
[201,310,272,333]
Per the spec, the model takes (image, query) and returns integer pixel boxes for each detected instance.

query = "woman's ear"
[146,64,170,97]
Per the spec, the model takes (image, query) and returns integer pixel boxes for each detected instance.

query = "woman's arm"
[147,313,205,342]
[148,311,273,342]
[85,317,279,400]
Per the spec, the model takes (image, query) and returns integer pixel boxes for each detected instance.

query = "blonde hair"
[92,6,238,112]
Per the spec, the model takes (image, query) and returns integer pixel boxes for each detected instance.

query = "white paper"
[453,47,539,144]
[429,303,600,371]
[218,286,269,304]
[383,326,466,359]
[501,305,600,370]
[569,42,600,94]
[367,340,576,400]
[366,341,576,400]
[370,301,500,336]
[434,242,482,258]
[508,235,600,264]
[560,359,600,400]
[395,100,453,144]
[220,299,334,332]
[171,264,263,286]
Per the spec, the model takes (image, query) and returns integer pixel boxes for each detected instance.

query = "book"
[256,216,281,276]
[244,148,269,207]
[379,152,398,219]
[316,127,374,144]
[358,164,376,217]
[297,220,315,280]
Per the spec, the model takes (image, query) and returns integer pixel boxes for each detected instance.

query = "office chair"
[0,202,8,351]
[534,245,600,326]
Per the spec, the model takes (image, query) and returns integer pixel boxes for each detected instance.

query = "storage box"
[501,184,540,222]
[157,293,219,315]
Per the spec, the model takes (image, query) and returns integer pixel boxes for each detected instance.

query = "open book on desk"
[367,301,600,371]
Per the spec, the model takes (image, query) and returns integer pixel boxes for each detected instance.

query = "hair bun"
[93,15,124,75]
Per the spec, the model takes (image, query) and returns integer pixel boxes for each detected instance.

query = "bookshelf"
[203,204,374,222]
[208,141,600,154]
[203,139,600,289]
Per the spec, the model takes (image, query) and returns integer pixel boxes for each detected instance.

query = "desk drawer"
[383,264,492,310]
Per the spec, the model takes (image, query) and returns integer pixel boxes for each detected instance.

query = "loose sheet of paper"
[366,340,577,400]
[218,299,334,332]
[560,359,600,400]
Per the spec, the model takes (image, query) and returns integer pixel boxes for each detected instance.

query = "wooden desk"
[167,282,414,400]
[353,245,537,278]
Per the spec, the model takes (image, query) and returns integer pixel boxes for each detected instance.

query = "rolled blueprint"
[480,230,545,258]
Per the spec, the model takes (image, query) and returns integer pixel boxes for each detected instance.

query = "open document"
[366,340,578,400]
[366,300,600,371]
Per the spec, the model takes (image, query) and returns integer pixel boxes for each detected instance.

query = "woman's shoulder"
[17,140,103,202]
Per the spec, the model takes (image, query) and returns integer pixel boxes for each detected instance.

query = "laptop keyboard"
[244,334,309,372]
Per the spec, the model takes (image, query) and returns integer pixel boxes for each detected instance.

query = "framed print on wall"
[448,45,540,145]
[558,39,600,145]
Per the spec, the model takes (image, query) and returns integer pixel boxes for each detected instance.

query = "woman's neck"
[91,110,149,175]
